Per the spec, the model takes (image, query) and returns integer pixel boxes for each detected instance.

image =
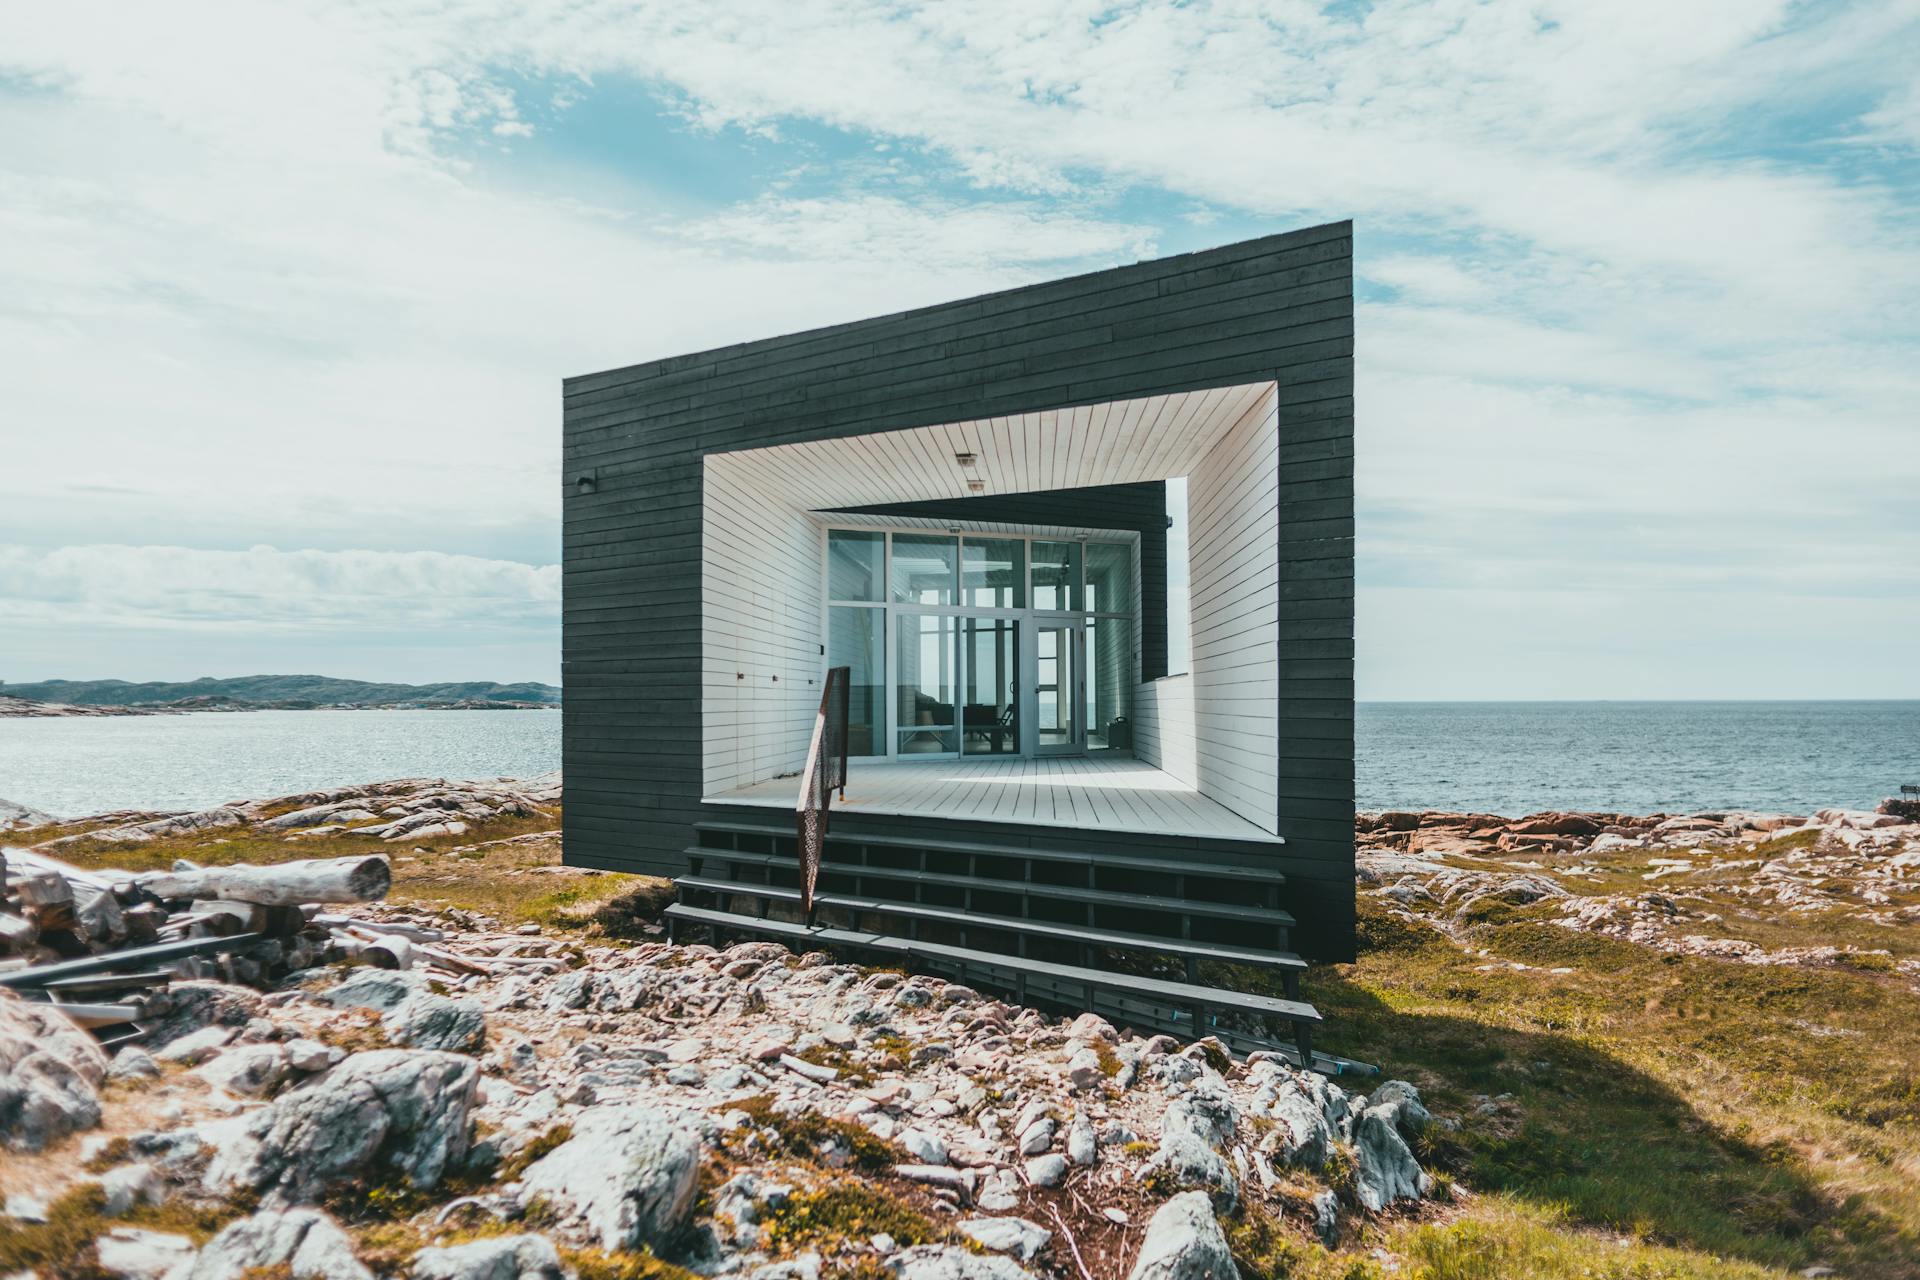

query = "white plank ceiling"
[709,382,1274,509]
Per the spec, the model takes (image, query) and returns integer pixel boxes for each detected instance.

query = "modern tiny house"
[562,223,1355,1059]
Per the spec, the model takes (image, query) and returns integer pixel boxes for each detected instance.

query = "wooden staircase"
[665,817,1329,1068]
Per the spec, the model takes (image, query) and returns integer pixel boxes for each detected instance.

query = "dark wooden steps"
[684,847,1294,933]
[673,873,1307,997]
[663,901,1320,1062]
[692,820,1286,883]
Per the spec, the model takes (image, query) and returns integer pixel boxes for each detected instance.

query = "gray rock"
[1066,1112,1098,1166]
[154,1025,237,1066]
[1023,1154,1068,1187]
[384,994,487,1053]
[890,1244,1038,1280]
[1351,1103,1431,1211]
[411,1233,565,1279]
[518,1105,702,1251]
[323,967,430,1012]
[96,1226,196,1279]
[1310,1190,1339,1246]
[1147,1081,1240,1210]
[1264,1079,1332,1170]
[0,991,109,1152]
[1369,1080,1431,1139]
[108,1047,161,1082]
[142,980,264,1048]
[1126,1191,1238,1280]
[196,1043,289,1097]
[900,1127,948,1165]
[204,1049,478,1204]
[1016,1116,1054,1156]
[96,1161,164,1216]
[1066,1048,1104,1091]
[286,1038,338,1072]
[180,1207,372,1280]
[957,1217,1050,1261]
[1147,1131,1237,1210]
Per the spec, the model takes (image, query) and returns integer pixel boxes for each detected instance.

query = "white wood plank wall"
[1179,385,1281,833]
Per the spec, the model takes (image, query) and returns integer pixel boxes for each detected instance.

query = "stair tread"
[663,902,1320,1023]
[691,821,1286,879]
[681,849,1294,927]
[674,875,1306,971]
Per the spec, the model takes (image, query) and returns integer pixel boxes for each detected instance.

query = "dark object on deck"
[795,666,850,918]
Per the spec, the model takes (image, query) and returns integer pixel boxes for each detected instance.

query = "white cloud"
[0,544,559,633]
[0,0,1915,693]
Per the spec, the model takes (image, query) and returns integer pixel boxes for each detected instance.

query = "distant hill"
[1,674,560,709]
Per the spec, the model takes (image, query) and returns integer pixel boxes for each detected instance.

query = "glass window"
[1085,542,1134,616]
[961,539,1025,608]
[827,529,884,602]
[1031,540,1081,611]
[897,613,957,753]
[890,534,957,606]
[827,606,884,756]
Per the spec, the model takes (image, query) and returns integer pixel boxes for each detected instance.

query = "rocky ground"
[5,780,1919,1280]
[1357,801,1920,984]
[2,776,1448,1280]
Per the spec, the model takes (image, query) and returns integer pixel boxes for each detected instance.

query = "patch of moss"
[83,1135,135,1173]
[1226,1201,1381,1280]
[560,1246,702,1280]
[0,1185,248,1279]
[1093,1039,1123,1078]
[732,1094,899,1174]
[762,1184,943,1253]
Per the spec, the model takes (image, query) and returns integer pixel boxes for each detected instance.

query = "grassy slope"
[24,808,1920,1279]
[1288,895,1920,1279]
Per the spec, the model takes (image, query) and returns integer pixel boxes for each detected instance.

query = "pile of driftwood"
[0,848,400,1048]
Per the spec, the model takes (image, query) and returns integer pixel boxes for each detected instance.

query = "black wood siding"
[831,481,1170,681]
[562,221,1356,960]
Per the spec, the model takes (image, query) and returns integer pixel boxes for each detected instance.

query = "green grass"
[1267,896,1920,1279]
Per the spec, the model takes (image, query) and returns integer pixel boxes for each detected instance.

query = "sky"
[2,1,1917,699]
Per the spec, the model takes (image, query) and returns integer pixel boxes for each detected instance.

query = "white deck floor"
[706,756,1279,844]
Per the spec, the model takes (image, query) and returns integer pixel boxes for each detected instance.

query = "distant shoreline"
[0,695,559,718]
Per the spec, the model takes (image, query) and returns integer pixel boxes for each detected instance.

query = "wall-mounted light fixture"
[575,468,599,494]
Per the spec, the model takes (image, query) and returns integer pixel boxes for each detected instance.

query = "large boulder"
[0,991,108,1152]
[1126,1191,1238,1280]
[1351,1103,1431,1212]
[204,1049,477,1204]
[383,994,487,1053]
[411,1234,565,1280]
[142,981,265,1049]
[179,1207,373,1280]
[322,968,431,1013]
[1146,1080,1240,1209]
[517,1105,703,1252]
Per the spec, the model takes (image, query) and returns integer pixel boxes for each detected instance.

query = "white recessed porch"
[705,755,1282,844]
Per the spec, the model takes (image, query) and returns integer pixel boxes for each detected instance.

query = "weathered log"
[136,854,390,906]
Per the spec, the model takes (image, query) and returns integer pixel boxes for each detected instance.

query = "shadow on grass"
[1255,909,1920,1278]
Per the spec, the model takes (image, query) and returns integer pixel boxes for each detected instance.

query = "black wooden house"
[561,223,1356,1062]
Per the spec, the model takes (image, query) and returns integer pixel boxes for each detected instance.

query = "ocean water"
[1356,701,1920,816]
[0,709,562,819]
[1,702,1913,822]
